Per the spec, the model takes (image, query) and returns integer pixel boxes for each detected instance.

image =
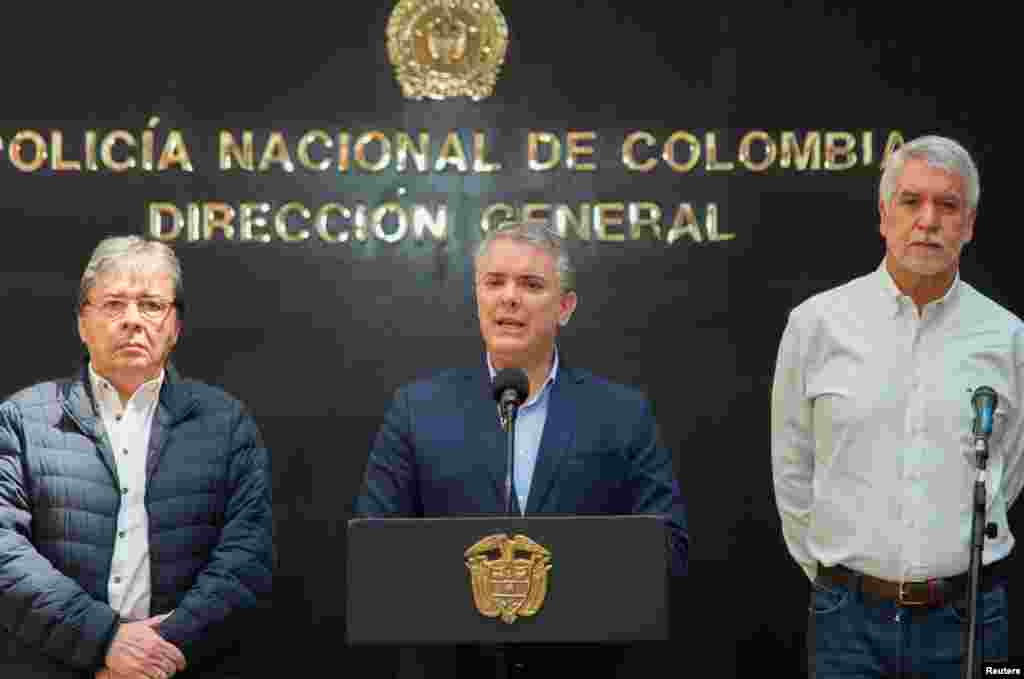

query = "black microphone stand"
[501,401,519,516]
[963,434,997,679]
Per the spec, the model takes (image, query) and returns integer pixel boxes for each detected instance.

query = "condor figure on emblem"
[355,222,688,676]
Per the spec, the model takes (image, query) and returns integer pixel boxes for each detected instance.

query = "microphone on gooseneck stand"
[971,385,998,444]
[492,368,529,516]
[964,385,999,679]
[493,368,529,431]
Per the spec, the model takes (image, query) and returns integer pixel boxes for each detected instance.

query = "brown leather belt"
[816,563,1005,608]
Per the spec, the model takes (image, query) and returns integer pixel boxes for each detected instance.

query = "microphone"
[492,368,529,432]
[971,386,998,440]
[492,368,529,516]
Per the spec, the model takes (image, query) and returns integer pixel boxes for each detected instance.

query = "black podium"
[346,514,669,645]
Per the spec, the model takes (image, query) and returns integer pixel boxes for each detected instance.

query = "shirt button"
[118,531,127,538]
[121,487,129,495]
[122,449,129,456]
[115,414,122,422]
[113,576,122,584]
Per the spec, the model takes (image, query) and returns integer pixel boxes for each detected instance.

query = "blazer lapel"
[524,367,579,514]
[460,369,509,510]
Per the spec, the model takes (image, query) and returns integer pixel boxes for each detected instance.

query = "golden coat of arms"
[465,534,552,623]
[386,0,510,101]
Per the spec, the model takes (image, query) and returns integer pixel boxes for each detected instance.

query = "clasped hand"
[98,613,186,679]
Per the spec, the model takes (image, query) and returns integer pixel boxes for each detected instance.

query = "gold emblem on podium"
[386,0,510,101]
[465,533,552,623]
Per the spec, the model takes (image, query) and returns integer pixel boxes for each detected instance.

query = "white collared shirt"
[772,263,1024,583]
[89,366,163,620]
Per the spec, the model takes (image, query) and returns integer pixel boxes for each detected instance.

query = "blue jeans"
[808,578,1009,678]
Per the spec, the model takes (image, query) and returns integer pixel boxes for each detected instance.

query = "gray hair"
[78,236,184,316]
[474,222,576,294]
[880,135,980,211]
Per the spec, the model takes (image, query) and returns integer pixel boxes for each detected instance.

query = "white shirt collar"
[875,259,961,317]
[88,364,164,413]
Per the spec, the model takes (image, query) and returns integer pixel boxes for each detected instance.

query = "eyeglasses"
[86,297,176,323]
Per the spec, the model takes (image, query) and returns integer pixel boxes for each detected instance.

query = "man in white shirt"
[772,135,1020,676]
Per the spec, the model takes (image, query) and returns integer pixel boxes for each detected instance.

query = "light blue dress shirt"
[487,351,558,514]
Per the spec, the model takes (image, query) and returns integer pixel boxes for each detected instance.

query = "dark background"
[1,3,1016,676]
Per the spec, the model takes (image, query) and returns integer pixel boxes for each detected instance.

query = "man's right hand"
[104,615,186,679]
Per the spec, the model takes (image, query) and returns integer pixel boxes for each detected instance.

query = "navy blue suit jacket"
[355,362,688,576]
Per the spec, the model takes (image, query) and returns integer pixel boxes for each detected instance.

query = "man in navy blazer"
[357,360,687,552]
[354,222,688,675]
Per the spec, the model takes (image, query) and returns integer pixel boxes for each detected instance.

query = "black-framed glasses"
[85,297,176,323]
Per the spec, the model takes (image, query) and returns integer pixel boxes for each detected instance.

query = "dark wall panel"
[1,4,1015,677]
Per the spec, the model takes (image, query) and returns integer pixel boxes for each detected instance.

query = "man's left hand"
[98,612,182,679]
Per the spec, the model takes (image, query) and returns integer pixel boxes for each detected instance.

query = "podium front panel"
[346,515,669,644]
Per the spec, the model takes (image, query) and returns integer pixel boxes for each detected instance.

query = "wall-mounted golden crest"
[465,533,551,623]
[387,0,510,101]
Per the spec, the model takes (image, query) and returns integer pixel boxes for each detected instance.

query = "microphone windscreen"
[972,386,999,436]
[492,368,529,404]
